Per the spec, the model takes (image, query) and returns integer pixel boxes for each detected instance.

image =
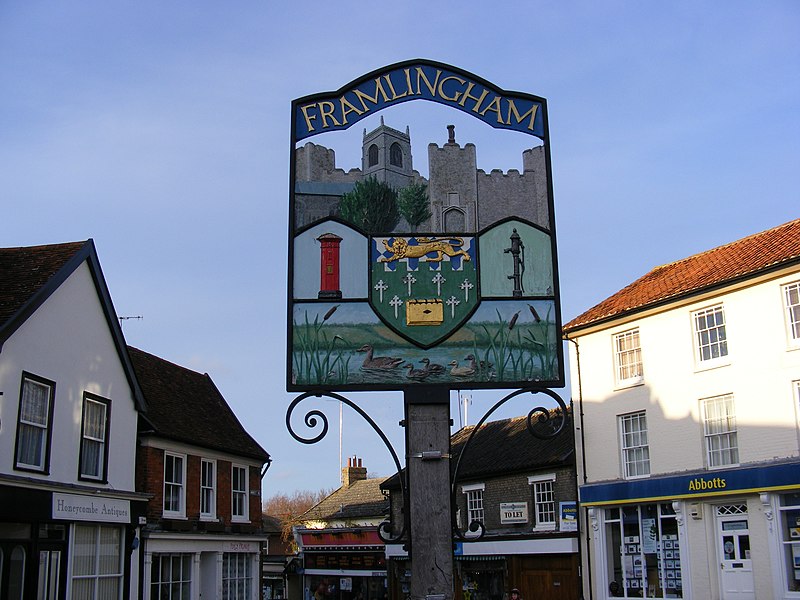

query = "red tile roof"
[564,218,800,333]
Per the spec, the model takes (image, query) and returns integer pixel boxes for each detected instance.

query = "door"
[716,504,755,599]
[0,543,28,600]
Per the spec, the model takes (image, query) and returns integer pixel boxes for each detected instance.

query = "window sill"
[199,516,218,522]
[624,474,651,481]
[231,517,250,524]
[694,359,731,373]
[614,378,645,391]
[162,513,187,520]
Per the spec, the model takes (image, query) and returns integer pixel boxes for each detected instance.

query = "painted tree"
[397,182,431,232]
[338,176,400,233]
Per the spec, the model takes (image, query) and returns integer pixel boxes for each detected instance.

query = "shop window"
[603,503,682,598]
[692,305,728,365]
[223,553,252,599]
[232,465,249,521]
[151,554,191,599]
[200,459,216,519]
[163,453,186,517]
[8,545,26,600]
[619,411,650,479]
[785,281,800,347]
[701,395,738,468]
[14,373,55,473]
[79,394,110,481]
[614,328,643,386]
[71,525,123,599]
[778,492,800,592]
[37,549,61,599]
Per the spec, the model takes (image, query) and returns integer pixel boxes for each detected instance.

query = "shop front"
[0,481,146,600]
[581,461,800,599]
[385,536,579,600]
[297,528,387,600]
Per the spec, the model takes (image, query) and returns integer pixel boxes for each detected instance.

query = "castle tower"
[362,117,414,190]
[427,125,478,233]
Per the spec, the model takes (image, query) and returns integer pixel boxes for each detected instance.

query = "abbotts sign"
[287,60,563,392]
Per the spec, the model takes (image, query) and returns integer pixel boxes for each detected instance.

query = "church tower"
[361,117,414,190]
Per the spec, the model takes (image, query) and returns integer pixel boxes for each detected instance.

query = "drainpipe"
[565,334,592,600]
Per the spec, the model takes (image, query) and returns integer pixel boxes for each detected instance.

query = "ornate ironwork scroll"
[286,391,408,544]
[451,387,569,541]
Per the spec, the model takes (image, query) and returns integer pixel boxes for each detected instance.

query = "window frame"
[613,328,644,387]
[619,411,651,479]
[78,393,111,482]
[200,459,217,520]
[783,281,800,348]
[462,483,485,525]
[701,394,739,469]
[222,552,252,600]
[528,473,557,530]
[692,304,729,367]
[69,524,124,600]
[14,372,56,474]
[231,465,249,522]
[150,553,192,600]
[163,453,186,518]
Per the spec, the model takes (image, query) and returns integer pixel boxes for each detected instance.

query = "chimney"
[341,456,367,487]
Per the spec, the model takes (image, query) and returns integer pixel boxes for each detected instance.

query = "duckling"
[464,354,492,371]
[448,360,475,377]
[357,344,404,370]
[419,357,445,374]
[403,363,430,380]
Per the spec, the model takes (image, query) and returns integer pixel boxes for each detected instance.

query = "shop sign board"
[52,492,130,524]
[288,59,563,392]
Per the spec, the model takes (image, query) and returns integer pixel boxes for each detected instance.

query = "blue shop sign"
[580,461,800,506]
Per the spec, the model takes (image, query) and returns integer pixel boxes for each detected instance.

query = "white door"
[716,504,755,600]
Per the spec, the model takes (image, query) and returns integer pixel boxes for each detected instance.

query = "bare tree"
[263,488,332,542]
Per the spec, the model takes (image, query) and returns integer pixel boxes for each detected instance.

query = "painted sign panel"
[559,501,578,532]
[288,59,563,392]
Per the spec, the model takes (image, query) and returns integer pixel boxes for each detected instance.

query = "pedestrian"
[510,588,523,600]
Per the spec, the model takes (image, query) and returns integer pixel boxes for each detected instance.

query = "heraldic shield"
[369,235,479,348]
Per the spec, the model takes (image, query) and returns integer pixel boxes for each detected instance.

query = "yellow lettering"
[437,76,466,102]
[688,480,696,491]
[300,103,318,132]
[318,101,340,128]
[415,67,442,96]
[383,74,407,100]
[404,68,414,95]
[339,96,363,125]
[506,99,539,130]
[479,95,504,123]
[720,478,726,488]
[352,79,391,112]
[458,82,490,113]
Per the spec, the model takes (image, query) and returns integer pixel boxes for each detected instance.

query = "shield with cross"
[369,235,480,348]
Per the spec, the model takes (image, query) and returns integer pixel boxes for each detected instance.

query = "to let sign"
[499,502,528,524]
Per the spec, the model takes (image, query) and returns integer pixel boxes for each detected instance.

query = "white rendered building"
[564,219,800,599]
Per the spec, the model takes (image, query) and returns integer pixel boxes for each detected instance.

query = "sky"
[1,2,798,500]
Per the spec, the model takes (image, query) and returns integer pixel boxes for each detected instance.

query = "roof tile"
[564,218,800,332]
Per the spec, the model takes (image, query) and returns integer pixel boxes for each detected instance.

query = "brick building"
[382,414,579,600]
[129,346,270,600]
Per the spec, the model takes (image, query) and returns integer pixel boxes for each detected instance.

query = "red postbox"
[317,233,342,299]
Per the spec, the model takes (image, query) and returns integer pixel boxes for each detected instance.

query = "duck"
[403,363,430,380]
[357,344,404,370]
[419,357,445,374]
[448,360,475,377]
[464,354,493,371]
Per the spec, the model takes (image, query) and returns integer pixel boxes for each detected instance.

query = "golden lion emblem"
[379,237,471,263]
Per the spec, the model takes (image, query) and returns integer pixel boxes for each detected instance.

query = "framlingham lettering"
[296,64,543,140]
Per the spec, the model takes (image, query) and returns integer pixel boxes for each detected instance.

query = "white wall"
[0,262,139,491]
[570,268,800,484]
